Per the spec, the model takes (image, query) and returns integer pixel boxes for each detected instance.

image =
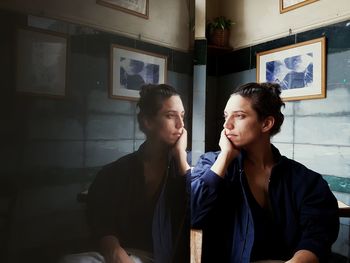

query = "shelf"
[207,45,233,56]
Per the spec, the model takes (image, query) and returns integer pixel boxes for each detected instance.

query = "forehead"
[225,94,253,112]
[159,95,184,112]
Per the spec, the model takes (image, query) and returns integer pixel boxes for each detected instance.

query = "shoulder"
[92,151,141,185]
[102,152,139,173]
[281,156,321,179]
[278,156,329,191]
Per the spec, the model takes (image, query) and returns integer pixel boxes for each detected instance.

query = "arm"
[99,236,134,263]
[87,167,133,263]
[191,130,240,228]
[286,249,319,263]
[291,170,339,262]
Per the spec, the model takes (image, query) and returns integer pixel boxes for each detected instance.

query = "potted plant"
[207,16,234,47]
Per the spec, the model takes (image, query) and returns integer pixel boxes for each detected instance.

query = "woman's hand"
[100,236,134,263]
[174,128,188,154]
[171,128,190,175]
[285,249,319,263]
[219,129,240,159]
[211,129,240,178]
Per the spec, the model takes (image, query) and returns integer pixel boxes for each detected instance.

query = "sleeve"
[191,152,225,228]
[295,170,340,262]
[87,166,120,241]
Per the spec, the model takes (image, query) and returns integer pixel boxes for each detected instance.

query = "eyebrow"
[224,110,246,114]
[165,110,185,114]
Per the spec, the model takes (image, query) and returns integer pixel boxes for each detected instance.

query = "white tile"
[272,116,294,143]
[295,116,350,146]
[294,144,350,177]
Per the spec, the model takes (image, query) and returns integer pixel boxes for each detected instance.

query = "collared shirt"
[191,145,339,263]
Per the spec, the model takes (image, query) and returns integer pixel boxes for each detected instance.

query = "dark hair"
[137,84,180,134]
[231,82,285,136]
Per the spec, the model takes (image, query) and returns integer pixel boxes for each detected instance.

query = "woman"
[191,82,339,263]
[63,84,190,263]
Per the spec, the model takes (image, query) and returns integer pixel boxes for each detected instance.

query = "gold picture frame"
[110,44,167,101]
[256,37,326,101]
[15,27,68,98]
[97,0,149,19]
[280,0,319,13]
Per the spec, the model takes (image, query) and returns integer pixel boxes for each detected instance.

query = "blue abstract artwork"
[119,57,160,90]
[266,53,313,90]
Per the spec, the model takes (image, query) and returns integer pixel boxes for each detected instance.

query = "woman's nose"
[176,116,184,128]
[223,117,233,129]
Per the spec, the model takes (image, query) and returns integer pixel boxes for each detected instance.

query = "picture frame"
[256,37,326,101]
[110,44,167,101]
[15,27,68,98]
[280,0,319,13]
[97,0,149,19]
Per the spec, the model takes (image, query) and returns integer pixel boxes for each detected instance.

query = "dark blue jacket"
[87,143,190,263]
[191,145,339,263]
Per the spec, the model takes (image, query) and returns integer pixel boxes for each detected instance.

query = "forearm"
[210,151,234,178]
[286,250,319,263]
[174,149,190,175]
[191,168,224,227]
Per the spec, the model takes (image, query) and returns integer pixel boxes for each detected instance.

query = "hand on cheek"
[171,128,190,175]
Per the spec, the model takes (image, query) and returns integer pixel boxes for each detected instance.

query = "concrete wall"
[0,9,192,263]
[0,0,191,51]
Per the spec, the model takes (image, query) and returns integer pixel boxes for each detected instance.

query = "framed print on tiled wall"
[109,44,167,101]
[256,37,326,101]
[15,27,68,98]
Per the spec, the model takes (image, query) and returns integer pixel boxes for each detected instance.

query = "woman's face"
[223,94,264,148]
[147,95,185,145]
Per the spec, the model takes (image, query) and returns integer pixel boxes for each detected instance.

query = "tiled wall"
[207,19,350,259]
[0,9,193,263]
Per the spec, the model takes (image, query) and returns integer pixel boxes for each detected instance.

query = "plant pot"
[210,29,230,47]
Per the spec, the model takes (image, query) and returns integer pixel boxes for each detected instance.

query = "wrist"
[175,150,190,175]
[219,150,236,163]
[211,151,235,178]
[100,235,120,256]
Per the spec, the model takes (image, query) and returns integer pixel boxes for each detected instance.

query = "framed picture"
[97,0,149,19]
[15,27,68,98]
[256,37,326,101]
[110,44,167,101]
[280,0,319,13]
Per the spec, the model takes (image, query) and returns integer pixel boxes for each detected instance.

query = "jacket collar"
[237,143,283,171]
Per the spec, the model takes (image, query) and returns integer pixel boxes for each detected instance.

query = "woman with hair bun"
[191,82,339,263]
[62,84,190,263]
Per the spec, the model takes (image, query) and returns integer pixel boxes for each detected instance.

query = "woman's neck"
[143,140,169,163]
[244,139,274,170]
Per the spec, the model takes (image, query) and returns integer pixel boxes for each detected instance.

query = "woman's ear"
[142,117,154,133]
[261,116,275,133]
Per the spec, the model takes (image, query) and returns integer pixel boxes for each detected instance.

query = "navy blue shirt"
[242,175,288,261]
[191,145,339,263]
